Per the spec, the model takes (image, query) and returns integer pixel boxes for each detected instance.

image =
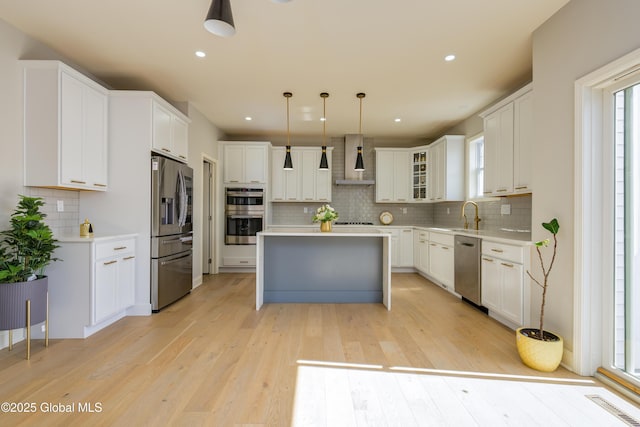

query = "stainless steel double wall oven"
[225,188,264,245]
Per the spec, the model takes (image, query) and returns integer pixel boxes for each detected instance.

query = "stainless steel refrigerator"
[151,155,193,311]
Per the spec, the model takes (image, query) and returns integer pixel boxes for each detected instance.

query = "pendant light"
[354,92,366,172]
[283,92,294,170]
[204,0,236,37]
[319,92,329,170]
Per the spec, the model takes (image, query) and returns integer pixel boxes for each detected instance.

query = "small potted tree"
[516,218,563,372]
[0,195,59,343]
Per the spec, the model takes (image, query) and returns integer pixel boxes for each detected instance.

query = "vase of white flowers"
[312,204,339,232]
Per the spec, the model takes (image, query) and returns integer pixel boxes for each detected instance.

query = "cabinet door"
[482,112,499,196]
[153,103,173,157]
[429,143,446,201]
[60,72,84,186]
[284,150,300,201]
[271,148,286,201]
[117,255,136,310]
[245,145,267,183]
[94,258,118,324]
[500,260,523,325]
[172,116,189,162]
[83,84,108,189]
[495,103,514,194]
[300,150,317,201]
[223,145,245,183]
[316,163,331,202]
[513,92,532,193]
[429,244,453,288]
[419,239,430,273]
[376,151,395,202]
[399,229,414,266]
[481,256,501,311]
[394,151,410,202]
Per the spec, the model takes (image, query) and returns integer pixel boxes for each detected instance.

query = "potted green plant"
[0,195,59,334]
[516,218,563,372]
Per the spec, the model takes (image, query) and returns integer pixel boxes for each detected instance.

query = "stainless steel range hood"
[335,134,375,185]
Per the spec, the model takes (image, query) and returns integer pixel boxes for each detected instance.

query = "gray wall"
[531,0,640,363]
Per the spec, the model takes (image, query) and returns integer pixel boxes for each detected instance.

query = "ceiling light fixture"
[354,92,366,172]
[445,54,456,62]
[204,0,236,37]
[195,51,206,58]
[283,92,293,170]
[394,118,401,122]
[319,92,329,170]
[245,116,252,121]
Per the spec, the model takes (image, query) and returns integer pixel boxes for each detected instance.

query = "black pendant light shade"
[355,92,366,171]
[283,92,294,170]
[204,0,236,37]
[319,92,329,170]
[354,144,365,172]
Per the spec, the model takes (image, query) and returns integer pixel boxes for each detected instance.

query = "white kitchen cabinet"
[480,84,532,197]
[271,147,332,202]
[427,135,465,202]
[23,60,109,191]
[152,102,189,162]
[378,227,413,268]
[411,148,429,202]
[413,229,430,274]
[481,240,528,329]
[375,149,410,203]
[427,231,455,291]
[513,90,533,193]
[222,142,270,185]
[45,235,137,339]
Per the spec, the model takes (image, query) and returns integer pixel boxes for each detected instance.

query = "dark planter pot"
[0,276,48,330]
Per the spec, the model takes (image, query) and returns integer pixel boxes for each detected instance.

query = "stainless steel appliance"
[151,155,193,311]
[454,235,482,306]
[225,188,264,245]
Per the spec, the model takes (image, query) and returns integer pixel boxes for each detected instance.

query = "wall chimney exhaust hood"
[335,134,375,185]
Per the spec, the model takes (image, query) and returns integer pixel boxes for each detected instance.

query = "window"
[612,82,640,380]
[467,134,484,199]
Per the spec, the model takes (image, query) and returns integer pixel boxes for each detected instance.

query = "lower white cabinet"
[46,235,137,338]
[413,229,430,274]
[427,232,455,291]
[481,241,528,328]
[379,228,413,267]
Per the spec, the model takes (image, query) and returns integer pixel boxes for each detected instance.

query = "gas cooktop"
[334,221,374,225]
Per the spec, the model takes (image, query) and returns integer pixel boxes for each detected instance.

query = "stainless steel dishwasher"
[454,235,482,306]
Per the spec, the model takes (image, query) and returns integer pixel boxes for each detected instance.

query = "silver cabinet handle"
[482,257,494,262]
[103,260,117,266]
[123,256,135,260]
[113,246,127,250]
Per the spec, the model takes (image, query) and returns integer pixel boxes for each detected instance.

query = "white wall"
[186,103,223,286]
[531,0,640,366]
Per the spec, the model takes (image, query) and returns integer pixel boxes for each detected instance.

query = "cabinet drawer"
[96,239,136,260]
[429,231,454,246]
[416,230,429,241]
[482,241,523,263]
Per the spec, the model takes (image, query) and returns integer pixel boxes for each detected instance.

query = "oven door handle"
[228,215,264,219]
[226,191,263,197]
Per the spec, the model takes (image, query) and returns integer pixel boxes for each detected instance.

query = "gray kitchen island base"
[256,231,391,310]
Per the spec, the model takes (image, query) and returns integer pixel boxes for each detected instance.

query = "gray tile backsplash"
[25,187,80,237]
[270,137,532,230]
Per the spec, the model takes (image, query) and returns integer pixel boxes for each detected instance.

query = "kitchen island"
[256,229,391,310]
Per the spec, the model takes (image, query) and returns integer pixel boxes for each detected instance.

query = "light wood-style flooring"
[0,273,637,426]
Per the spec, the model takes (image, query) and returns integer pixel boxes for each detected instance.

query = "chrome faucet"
[461,201,481,230]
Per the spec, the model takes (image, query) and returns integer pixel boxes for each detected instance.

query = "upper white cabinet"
[411,147,429,202]
[480,84,532,197]
[427,135,465,202]
[152,102,189,162]
[271,147,332,202]
[375,149,410,203]
[23,60,109,191]
[222,142,270,184]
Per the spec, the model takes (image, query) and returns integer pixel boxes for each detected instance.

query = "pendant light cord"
[286,95,290,146]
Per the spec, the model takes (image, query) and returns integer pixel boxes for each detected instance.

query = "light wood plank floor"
[0,273,637,426]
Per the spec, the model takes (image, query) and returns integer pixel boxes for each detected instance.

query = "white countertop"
[260,228,387,237]
[56,233,138,243]
[267,224,532,245]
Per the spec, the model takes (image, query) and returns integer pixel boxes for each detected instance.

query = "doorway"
[203,159,216,275]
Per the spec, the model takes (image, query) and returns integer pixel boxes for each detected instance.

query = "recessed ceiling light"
[320,117,326,121]
[445,54,456,62]
[195,51,206,58]
[245,116,252,121]
[394,118,401,123]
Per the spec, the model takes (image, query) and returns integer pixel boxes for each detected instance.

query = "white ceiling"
[0,0,569,141]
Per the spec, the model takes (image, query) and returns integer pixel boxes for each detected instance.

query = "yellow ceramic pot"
[516,327,564,372]
[320,221,332,232]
